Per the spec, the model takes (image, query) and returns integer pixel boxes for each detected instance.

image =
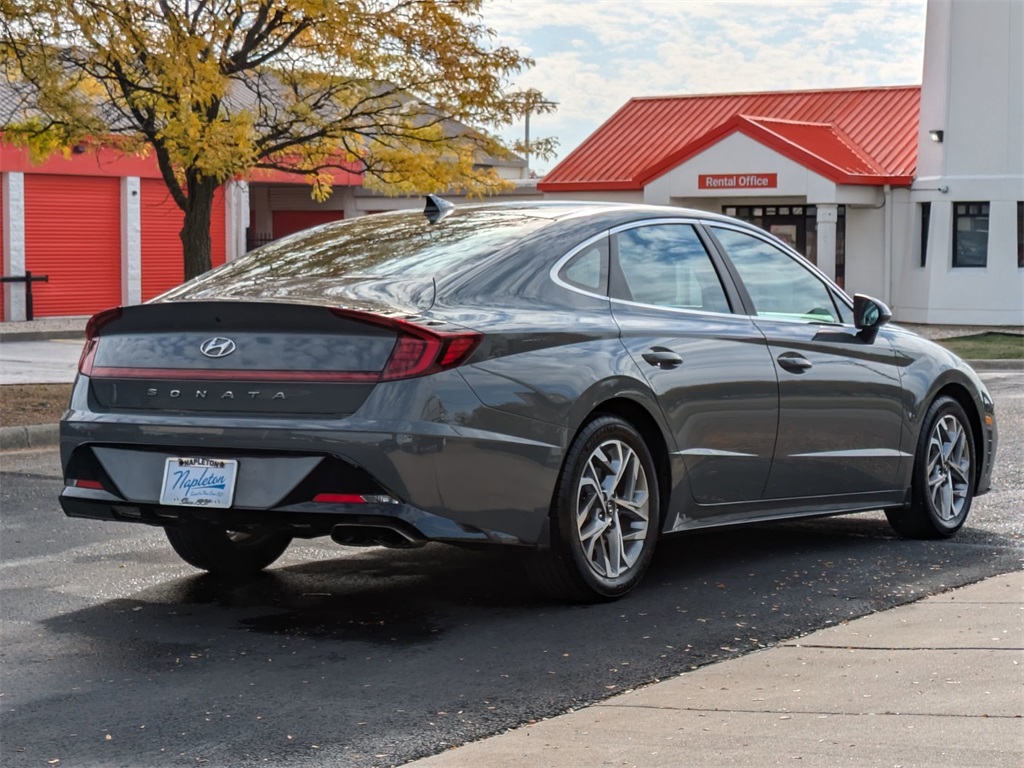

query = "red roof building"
[539,86,927,294]
[539,86,920,192]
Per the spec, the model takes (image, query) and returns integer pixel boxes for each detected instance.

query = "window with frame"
[558,239,608,293]
[711,226,845,324]
[920,202,931,267]
[1017,202,1023,269]
[615,224,730,313]
[953,202,989,268]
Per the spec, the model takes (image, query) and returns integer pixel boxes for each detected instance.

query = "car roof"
[426,199,745,227]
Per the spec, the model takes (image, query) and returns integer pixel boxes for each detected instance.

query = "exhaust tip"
[330,522,425,549]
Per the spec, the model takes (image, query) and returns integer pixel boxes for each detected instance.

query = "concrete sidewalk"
[411,571,1023,768]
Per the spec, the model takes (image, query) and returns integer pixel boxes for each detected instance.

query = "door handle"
[642,348,683,369]
[777,352,813,373]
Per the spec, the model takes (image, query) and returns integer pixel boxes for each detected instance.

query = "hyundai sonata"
[60,199,997,601]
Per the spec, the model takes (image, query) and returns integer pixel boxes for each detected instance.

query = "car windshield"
[209,208,551,281]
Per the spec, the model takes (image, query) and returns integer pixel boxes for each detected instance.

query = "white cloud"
[483,0,927,172]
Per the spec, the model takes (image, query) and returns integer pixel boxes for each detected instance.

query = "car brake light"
[313,493,398,504]
[313,493,366,504]
[79,307,123,376]
[70,479,104,490]
[330,309,481,381]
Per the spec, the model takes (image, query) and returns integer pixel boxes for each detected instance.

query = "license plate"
[160,457,238,508]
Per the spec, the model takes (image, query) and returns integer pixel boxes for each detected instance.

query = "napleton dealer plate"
[159,457,238,508]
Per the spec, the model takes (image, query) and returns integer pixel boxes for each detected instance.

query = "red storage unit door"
[272,210,344,239]
[0,180,5,320]
[210,186,227,268]
[24,175,121,317]
[141,182,228,300]
[140,179,184,301]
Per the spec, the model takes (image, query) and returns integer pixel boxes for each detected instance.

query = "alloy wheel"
[575,439,651,579]
[926,414,971,522]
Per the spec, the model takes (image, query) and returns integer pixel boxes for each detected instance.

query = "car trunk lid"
[80,299,480,417]
[83,302,396,416]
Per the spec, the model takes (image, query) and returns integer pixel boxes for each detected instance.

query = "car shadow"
[46,512,1019,646]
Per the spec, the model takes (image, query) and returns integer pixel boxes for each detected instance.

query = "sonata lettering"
[145,388,286,401]
[698,173,778,190]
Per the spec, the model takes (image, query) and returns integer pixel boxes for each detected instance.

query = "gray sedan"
[59,200,997,601]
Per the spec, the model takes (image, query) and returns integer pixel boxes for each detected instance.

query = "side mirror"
[853,294,892,338]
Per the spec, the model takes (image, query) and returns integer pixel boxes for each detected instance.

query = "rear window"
[214,209,550,281]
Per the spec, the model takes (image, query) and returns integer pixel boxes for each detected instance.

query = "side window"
[831,291,853,325]
[711,226,841,324]
[558,239,608,294]
[614,224,730,313]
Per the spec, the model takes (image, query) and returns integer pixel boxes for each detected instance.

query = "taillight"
[330,309,481,382]
[69,479,104,490]
[78,307,122,376]
[312,493,399,505]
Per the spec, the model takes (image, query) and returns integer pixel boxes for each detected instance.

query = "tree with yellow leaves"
[0,0,555,279]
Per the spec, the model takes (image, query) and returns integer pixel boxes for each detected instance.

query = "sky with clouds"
[482,0,928,174]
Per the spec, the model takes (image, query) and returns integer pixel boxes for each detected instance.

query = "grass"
[0,383,71,428]
[937,332,1024,360]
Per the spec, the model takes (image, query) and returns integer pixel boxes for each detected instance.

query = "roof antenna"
[424,194,455,224]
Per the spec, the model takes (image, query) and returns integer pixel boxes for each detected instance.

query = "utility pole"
[523,100,557,177]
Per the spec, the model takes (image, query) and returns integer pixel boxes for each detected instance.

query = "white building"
[897,0,1023,324]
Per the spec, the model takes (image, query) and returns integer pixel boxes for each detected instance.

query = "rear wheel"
[529,415,660,602]
[886,396,975,539]
[165,523,292,576]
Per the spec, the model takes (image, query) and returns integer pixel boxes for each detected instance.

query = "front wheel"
[165,523,292,576]
[528,415,660,602]
[886,396,976,539]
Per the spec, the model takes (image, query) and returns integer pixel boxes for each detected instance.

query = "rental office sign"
[698,173,778,189]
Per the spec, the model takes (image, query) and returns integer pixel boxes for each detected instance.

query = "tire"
[528,415,661,602]
[165,523,292,576]
[885,396,976,539]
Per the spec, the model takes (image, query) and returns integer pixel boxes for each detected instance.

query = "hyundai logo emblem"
[199,337,237,359]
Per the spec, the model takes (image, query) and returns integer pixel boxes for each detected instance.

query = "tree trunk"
[180,177,218,281]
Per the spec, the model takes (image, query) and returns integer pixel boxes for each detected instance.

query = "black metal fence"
[0,271,49,321]
[245,231,275,251]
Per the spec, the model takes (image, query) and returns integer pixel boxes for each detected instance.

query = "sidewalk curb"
[0,329,85,342]
[0,423,59,451]
[968,358,1024,371]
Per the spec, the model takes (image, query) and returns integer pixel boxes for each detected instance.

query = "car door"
[707,224,906,498]
[608,220,779,510]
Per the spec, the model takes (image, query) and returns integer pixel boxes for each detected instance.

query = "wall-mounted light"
[71,143,87,154]
[929,130,944,143]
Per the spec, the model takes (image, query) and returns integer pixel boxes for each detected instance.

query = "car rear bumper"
[59,486,524,546]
